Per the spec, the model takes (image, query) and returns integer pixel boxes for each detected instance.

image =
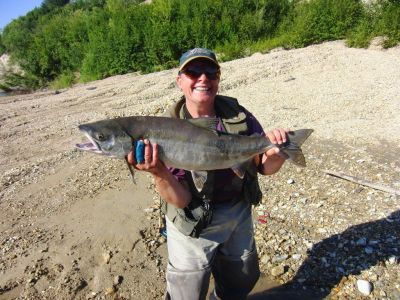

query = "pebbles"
[0,40,399,299]
[271,265,286,277]
[253,139,400,298]
[357,279,373,296]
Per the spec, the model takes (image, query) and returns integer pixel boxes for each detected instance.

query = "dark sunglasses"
[180,66,220,80]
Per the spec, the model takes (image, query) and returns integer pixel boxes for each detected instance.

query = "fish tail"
[280,129,314,167]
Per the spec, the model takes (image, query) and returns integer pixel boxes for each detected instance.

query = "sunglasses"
[180,66,220,80]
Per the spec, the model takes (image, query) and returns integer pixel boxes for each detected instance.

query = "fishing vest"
[162,95,262,238]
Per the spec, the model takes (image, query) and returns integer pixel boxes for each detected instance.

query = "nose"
[197,73,208,81]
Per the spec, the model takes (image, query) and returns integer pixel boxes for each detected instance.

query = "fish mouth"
[75,141,103,154]
[75,132,103,155]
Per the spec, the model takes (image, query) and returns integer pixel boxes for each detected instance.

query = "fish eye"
[97,133,106,141]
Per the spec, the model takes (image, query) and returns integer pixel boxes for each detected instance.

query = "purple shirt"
[169,108,265,203]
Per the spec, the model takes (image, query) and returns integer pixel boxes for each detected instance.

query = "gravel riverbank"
[0,40,399,299]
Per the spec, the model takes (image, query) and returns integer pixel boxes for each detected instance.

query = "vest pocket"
[167,202,213,238]
[221,112,248,135]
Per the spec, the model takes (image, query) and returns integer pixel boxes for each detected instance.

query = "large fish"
[76,116,313,190]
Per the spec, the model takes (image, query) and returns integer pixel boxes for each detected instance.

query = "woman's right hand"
[127,139,167,176]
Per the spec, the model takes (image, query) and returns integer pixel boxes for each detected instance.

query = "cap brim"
[179,56,219,71]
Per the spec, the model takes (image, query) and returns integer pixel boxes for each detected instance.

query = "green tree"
[41,0,70,12]
[375,0,400,47]
[288,0,364,46]
[0,33,5,55]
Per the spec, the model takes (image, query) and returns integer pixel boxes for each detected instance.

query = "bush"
[1,0,399,89]
[347,0,400,48]
[375,0,400,47]
[287,0,364,46]
[50,71,75,89]
[0,34,5,55]
[0,72,41,91]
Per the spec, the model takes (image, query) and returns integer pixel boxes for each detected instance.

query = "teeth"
[194,87,209,91]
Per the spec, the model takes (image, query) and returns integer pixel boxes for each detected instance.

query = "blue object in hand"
[135,140,145,164]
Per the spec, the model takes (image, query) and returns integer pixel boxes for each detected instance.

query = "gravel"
[0,40,399,299]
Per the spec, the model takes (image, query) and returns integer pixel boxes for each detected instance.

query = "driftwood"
[323,170,400,196]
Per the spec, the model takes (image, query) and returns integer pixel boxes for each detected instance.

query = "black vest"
[162,95,262,237]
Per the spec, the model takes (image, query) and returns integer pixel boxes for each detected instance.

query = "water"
[0,90,8,97]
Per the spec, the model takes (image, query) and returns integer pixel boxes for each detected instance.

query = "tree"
[0,33,5,55]
[41,0,71,12]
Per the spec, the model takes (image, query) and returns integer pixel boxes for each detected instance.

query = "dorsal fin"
[186,117,219,134]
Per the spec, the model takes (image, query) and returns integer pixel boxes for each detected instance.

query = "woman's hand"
[127,139,166,176]
[259,128,290,175]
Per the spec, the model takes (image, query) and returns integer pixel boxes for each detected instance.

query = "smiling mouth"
[194,87,210,91]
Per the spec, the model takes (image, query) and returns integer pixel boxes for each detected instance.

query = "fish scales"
[114,117,270,170]
[76,116,313,172]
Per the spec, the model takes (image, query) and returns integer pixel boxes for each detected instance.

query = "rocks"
[272,254,288,263]
[102,251,112,264]
[104,286,116,295]
[254,138,400,298]
[113,275,123,286]
[271,265,286,277]
[356,237,367,246]
[357,279,373,296]
[364,247,374,254]
[1,40,399,299]
[287,178,295,184]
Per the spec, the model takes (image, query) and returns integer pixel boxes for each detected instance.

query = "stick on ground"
[323,170,400,196]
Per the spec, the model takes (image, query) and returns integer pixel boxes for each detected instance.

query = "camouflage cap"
[179,48,219,71]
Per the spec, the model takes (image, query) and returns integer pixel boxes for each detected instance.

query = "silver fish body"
[76,116,313,171]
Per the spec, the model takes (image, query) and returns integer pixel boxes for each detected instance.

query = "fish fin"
[125,157,136,184]
[282,148,306,167]
[280,129,313,167]
[231,164,246,179]
[250,132,262,137]
[287,129,314,147]
[186,117,219,134]
[191,171,208,192]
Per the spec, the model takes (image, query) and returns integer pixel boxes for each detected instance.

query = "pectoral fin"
[191,171,208,192]
[125,157,136,184]
[231,164,246,179]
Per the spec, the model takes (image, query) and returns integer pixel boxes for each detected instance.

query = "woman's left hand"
[259,128,290,175]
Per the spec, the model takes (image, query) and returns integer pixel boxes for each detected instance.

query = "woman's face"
[176,59,220,109]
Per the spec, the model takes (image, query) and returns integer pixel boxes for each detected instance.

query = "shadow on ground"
[249,209,400,299]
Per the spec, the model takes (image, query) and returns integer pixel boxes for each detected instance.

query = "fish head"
[76,120,132,159]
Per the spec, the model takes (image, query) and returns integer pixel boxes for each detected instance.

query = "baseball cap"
[179,48,220,71]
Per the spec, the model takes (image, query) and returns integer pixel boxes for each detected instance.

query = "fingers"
[127,145,136,165]
[267,128,290,145]
[126,139,162,174]
[144,139,152,164]
[134,139,161,170]
[126,139,150,167]
[265,128,290,159]
[265,147,280,157]
[143,139,159,168]
[152,143,159,167]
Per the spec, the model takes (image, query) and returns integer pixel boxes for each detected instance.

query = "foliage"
[41,0,71,13]
[0,34,5,55]
[282,0,364,47]
[0,72,41,91]
[347,0,400,48]
[375,0,400,47]
[1,0,399,89]
[50,71,76,89]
